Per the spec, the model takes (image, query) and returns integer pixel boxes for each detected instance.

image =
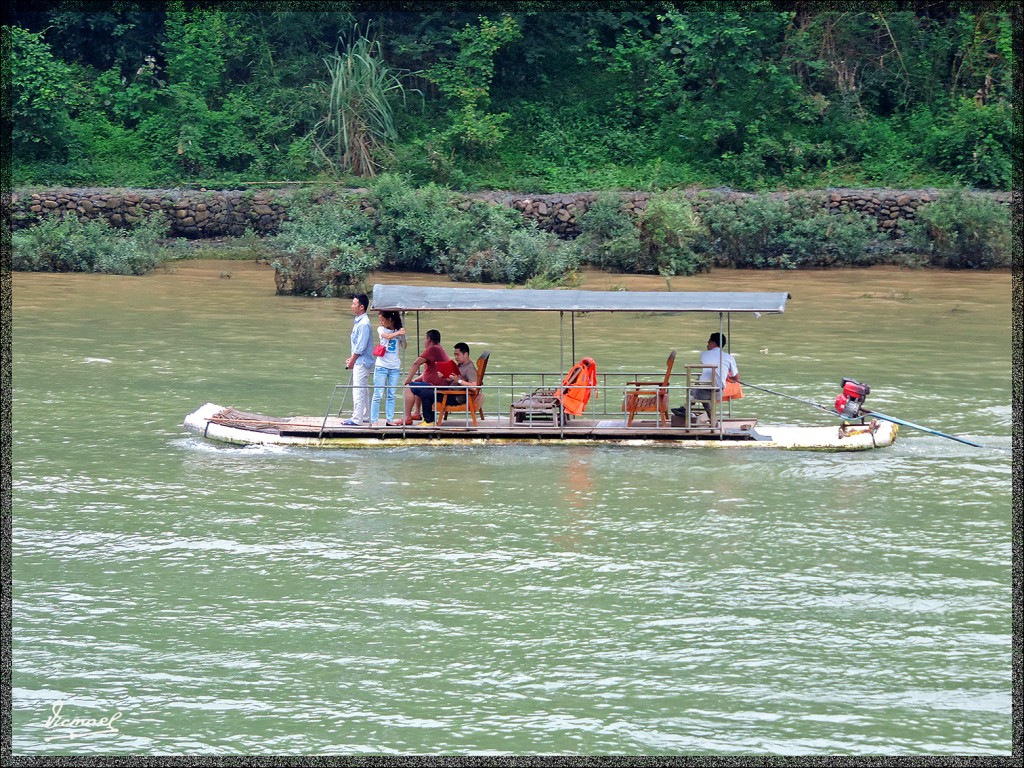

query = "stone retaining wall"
[11,188,298,238]
[11,186,1010,240]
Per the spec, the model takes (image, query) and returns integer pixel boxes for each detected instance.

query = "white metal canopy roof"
[371,285,790,313]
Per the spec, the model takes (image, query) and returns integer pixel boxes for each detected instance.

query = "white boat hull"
[184,403,898,451]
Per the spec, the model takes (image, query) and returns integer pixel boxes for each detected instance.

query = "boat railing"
[322,370,734,434]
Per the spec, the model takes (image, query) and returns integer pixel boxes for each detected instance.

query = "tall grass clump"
[906,189,1010,269]
[308,29,418,178]
[12,211,171,274]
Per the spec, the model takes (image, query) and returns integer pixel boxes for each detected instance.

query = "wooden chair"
[683,363,724,427]
[437,352,489,426]
[623,350,676,427]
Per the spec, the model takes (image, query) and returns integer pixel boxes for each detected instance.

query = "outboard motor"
[834,378,871,419]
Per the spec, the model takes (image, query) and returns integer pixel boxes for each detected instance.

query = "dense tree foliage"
[4,3,1016,191]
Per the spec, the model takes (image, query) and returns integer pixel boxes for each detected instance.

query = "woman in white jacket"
[368,311,407,427]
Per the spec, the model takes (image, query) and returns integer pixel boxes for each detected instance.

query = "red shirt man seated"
[403,329,454,425]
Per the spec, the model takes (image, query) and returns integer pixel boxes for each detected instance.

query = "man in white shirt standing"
[686,332,739,423]
[344,293,374,426]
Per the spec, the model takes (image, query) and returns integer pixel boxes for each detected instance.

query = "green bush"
[271,175,578,294]
[923,100,1013,189]
[906,190,1010,269]
[368,174,575,284]
[388,137,465,187]
[636,193,708,276]
[64,115,172,186]
[440,210,568,284]
[718,133,840,189]
[571,191,707,276]
[12,211,170,275]
[698,195,877,269]
[367,175,465,271]
[9,26,75,162]
[271,193,379,295]
[572,192,642,272]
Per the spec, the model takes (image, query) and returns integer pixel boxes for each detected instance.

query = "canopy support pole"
[726,312,732,418]
[571,312,576,365]
[559,311,564,375]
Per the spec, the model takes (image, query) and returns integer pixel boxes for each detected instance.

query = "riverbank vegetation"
[11,211,179,275]
[7,6,1014,192]
[11,176,1010,290]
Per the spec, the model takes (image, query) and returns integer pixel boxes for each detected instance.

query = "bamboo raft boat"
[183,402,896,450]
[183,285,899,452]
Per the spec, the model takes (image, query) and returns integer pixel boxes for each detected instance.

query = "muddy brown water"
[11,262,1012,754]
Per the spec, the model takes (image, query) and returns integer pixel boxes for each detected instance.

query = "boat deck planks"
[209,406,759,440]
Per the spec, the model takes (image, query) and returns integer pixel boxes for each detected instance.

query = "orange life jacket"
[555,357,598,415]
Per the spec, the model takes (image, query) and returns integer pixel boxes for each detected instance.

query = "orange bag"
[723,379,744,401]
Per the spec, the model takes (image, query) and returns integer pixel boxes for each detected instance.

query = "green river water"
[10,262,1014,755]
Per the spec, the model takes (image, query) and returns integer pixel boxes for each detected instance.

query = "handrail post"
[319,383,345,439]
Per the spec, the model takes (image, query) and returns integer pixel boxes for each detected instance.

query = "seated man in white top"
[684,332,739,423]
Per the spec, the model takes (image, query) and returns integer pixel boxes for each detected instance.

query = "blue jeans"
[408,380,437,422]
[370,366,401,423]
